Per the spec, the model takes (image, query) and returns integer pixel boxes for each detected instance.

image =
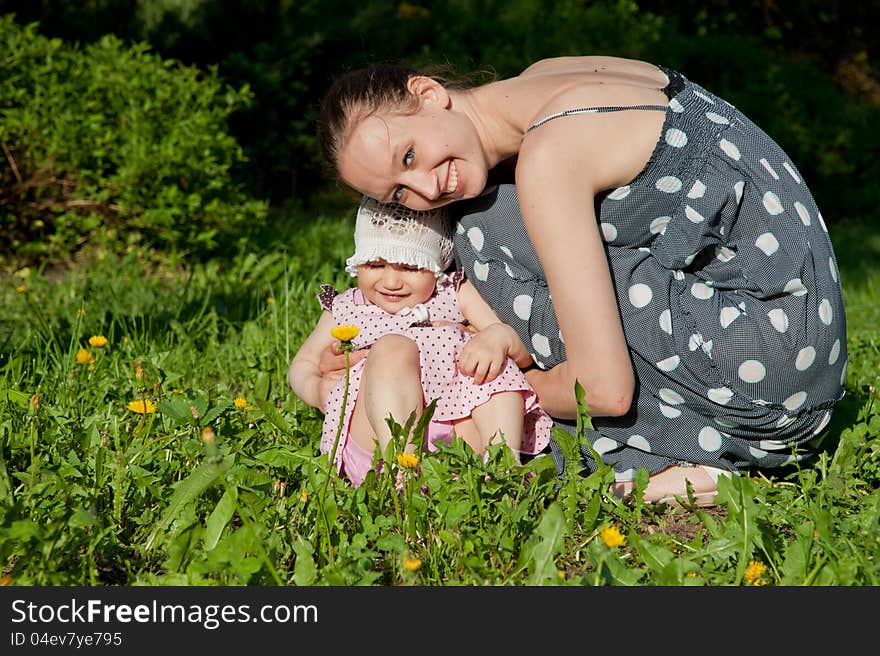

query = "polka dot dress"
[319,273,552,474]
[453,68,847,481]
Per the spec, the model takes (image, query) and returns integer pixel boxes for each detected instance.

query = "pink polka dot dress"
[318,271,552,473]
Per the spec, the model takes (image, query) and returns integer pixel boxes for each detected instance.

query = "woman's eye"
[393,186,405,202]
[403,147,414,165]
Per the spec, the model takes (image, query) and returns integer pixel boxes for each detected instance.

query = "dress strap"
[523,104,668,138]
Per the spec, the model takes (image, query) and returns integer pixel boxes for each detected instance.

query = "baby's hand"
[459,323,512,385]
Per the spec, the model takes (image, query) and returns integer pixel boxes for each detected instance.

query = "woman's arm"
[288,311,340,409]
[514,110,644,418]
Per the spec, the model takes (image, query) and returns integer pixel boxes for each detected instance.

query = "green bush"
[0,15,268,263]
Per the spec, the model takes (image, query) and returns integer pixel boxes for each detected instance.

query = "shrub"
[0,15,268,263]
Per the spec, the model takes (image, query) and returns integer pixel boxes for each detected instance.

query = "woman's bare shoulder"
[519,55,655,77]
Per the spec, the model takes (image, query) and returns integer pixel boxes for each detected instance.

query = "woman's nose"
[404,169,440,200]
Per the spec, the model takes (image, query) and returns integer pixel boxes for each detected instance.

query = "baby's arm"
[288,311,339,409]
[457,279,533,383]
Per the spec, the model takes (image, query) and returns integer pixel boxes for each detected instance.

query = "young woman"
[314,56,847,504]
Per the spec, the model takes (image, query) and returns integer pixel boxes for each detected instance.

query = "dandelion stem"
[318,347,351,561]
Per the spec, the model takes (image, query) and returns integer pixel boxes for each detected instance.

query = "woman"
[314,55,847,504]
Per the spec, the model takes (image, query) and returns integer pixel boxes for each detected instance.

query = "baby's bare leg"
[471,391,525,464]
[451,417,486,456]
[358,334,423,454]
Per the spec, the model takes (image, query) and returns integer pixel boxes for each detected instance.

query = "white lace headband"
[344,196,455,277]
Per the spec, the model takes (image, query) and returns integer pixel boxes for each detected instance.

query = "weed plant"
[1,213,878,586]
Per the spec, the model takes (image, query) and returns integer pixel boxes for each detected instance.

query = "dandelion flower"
[0,574,11,586]
[16,284,26,293]
[75,349,94,365]
[300,489,308,503]
[267,296,274,304]
[402,555,422,572]
[331,325,360,342]
[397,453,420,469]
[135,366,144,378]
[77,308,86,317]
[89,335,108,348]
[201,426,216,445]
[127,399,156,414]
[30,393,39,408]
[600,525,627,548]
[234,396,248,409]
[744,560,767,586]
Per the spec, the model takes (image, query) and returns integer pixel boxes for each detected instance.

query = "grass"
[0,210,878,586]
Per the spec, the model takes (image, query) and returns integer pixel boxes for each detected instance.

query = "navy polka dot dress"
[452,68,847,482]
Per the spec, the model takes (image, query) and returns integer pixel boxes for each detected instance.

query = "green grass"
[1,211,878,586]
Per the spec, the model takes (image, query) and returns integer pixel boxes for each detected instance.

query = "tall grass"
[1,212,878,586]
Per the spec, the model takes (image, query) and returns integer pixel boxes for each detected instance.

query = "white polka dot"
[558,329,564,344]
[685,205,705,223]
[784,278,807,296]
[513,294,533,321]
[818,298,833,325]
[669,98,684,113]
[829,257,838,282]
[673,269,685,281]
[657,355,680,372]
[531,333,551,358]
[659,403,682,418]
[762,191,784,215]
[840,359,847,386]
[691,281,714,300]
[795,347,816,371]
[759,440,789,451]
[698,426,723,452]
[720,306,740,328]
[687,180,706,199]
[776,414,798,428]
[715,416,738,428]
[738,360,766,383]
[658,388,684,405]
[715,246,736,263]
[707,387,734,405]
[818,211,828,232]
[693,90,714,104]
[734,180,744,203]
[749,446,769,458]
[719,138,741,160]
[813,411,831,435]
[767,308,789,333]
[456,222,465,234]
[659,308,672,335]
[783,162,801,183]
[828,339,841,365]
[593,437,618,455]
[794,201,811,226]
[688,333,704,351]
[702,339,714,358]
[705,111,729,124]
[628,283,653,308]
[472,260,489,281]
[627,435,651,451]
[783,391,807,411]
[650,216,671,235]
[665,128,688,147]
[607,185,631,200]
[600,222,618,242]
[467,226,484,251]
[504,263,514,277]
[760,158,780,180]
[755,232,779,255]
[500,246,513,259]
[656,176,683,193]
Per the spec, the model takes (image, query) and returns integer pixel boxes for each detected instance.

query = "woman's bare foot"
[611,465,730,506]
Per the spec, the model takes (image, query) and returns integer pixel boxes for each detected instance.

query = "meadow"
[1,211,878,586]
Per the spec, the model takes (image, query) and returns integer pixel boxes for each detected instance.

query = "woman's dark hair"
[317,61,497,175]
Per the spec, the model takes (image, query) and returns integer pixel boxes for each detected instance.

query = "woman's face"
[356,260,437,313]
[338,100,488,211]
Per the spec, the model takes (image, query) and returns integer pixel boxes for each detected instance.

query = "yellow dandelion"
[123,336,130,344]
[0,574,11,586]
[233,396,248,409]
[330,325,360,342]
[88,335,108,348]
[75,348,94,365]
[557,569,565,580]
[744,560,767,585]
[600,525,627,548]
[397,453,420,469]
[201,426,216,445]
[127,399,156,414]
[402,555,422,572]
[16,284,26,293]
[30,393,39,408]
[135,366,144,378]
[266,296,274,304]
[77,308,86,317]
[300,489,308,503]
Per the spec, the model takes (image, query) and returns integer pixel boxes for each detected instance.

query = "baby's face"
[357,260,436,313]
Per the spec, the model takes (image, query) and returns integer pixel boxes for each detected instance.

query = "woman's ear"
[407,75,451,108]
